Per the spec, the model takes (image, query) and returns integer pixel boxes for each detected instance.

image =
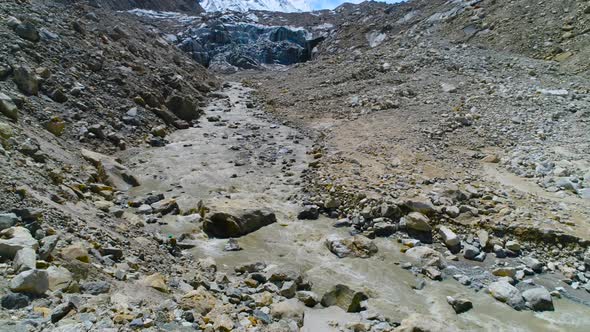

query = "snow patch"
[200,0,312,13]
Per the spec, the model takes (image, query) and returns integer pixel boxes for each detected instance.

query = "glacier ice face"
[200,0,312,13]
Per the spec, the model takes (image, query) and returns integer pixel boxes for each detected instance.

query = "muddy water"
[125,82,590,331]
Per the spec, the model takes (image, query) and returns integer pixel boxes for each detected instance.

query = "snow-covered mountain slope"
[200,0,312,13]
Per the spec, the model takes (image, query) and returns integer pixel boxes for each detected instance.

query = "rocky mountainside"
[56,0,205,14]
[1,0,590,332]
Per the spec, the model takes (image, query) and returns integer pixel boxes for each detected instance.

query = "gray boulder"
[0,227,39,259]
[320,284,368,313]
[0,93,18,121]
[81,281,111,295]
[15,23,40,42]
[1,292,30,309]
[10,269,49,295]
[487,281,524,310]
[325,235,378,258]
[204,209,276,238]
[38,235,59,260]
[13,66,39,95]
[297,205,320,220]
[405,246,446,269]
[165,95,202,121]
[13,247,36,273]
[463,244,480,260]
[522,287,554,311]
[296,291,319,307]
[404,212,432,232]
[0,213,19,231]
[446,296,473,314]
[438,226,460,250]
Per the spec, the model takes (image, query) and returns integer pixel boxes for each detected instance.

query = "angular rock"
[38,235,59,260]
[15,23,39,42]
[405,246,446,269]
[0,93,18,120]
[522,287,554,312]
[373,221,396,237]
[0,213,19,231]
[0,227,39,259]
[446,296,473,314]
[279,281,297,299]
[463,244,480,260]
[213,313,234,331]
[487,281,524,310]
[492,267,517,278]
[422,266,442,281]
[505,240,521,252]
[297,205,320,220]
[165,95,202,121]
[326,235,378,258]
[61,243,89,263]
[296,291,319,307]
[47,266,74,292]
[1,292,30,309]
[438,226,460,249]
[13,66,39,95]
[204,209,276,238]
[141,273,168,293]
[13,247,36,273]
[51,301,75,323]
[320,284,368,313]
[10,269,49,295]
[270,298,306,322]
[81,149,140,190]
[150,198,179,215]
[81,281,110,295]
[404,212,432,232]
[522,257,543,273]
[179,287,218,314]
[477,230,489,250]
[404,199,435,215]
[224,238,242,251]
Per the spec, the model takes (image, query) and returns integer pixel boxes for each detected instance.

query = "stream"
[123,82,590,331]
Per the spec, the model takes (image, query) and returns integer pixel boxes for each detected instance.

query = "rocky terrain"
[1,0,590,331]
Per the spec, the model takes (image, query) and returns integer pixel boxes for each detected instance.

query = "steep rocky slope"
[56,0,205,14]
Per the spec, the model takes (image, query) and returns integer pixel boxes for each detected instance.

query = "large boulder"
[13,66,39,95]
[81,149,139,190]
[203,209,276,238]
[404,212,432,232]
[47,266,75,292]
[10,269,49,295]
[179,286,219,315]
[270,298,306,324]
[325,235,378,258]
[15,23,40,42]
[320,284,368,313]
[438,226,460,250]
[0,213,19,231]
[522,287,554,311]
[165,95,202,121]
[405,246,446,269]
[0,227,38,259]
[0,93,18,120]
[13,247,36,273]
[487,281,524,310]
[60,243,89,263]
